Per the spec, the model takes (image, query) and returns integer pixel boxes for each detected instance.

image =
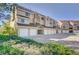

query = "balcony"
[17,18,30,25]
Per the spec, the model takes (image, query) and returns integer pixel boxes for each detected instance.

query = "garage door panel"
[52,29,56,34]
[18,29,28,37]
[44,30,47,35]
[63,30,69,33]
[30,29,37,36]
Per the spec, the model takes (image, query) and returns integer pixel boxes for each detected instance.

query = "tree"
[2,21,16,35]
[0,3,13,23]
[0,4,16,39]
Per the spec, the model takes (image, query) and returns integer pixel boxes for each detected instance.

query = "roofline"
[59,20,79,22]
[16,4,55,20]
[16,4,46,16]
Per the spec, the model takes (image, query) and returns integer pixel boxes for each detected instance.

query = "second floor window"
[77,26,79,29]
[41,17,44,20]
[18,18,29,24]
[50,22,52,24]
[20,19,25,23]
[63,26,65,28]
[25,12,30,16]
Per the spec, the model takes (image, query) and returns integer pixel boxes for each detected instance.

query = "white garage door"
[30,29,37,36]
[58,30,61,33]
[47,30,49,34]
[18,29,29,37]
[51,30,54,34]
[44,29,48,35]
[63,30,69,33]
[50,29,52,34]
[74,30,78,33]
[44,29,52,35]
[49,30,51,34]
[52,29,56,34]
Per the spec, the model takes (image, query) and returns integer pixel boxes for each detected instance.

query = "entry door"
[38,30,43,34]
[69,30,73,33]
[69,27,73,33]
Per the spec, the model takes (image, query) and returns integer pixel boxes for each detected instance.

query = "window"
[41,17,44,20]
[69,27,73,29]
[53,26,56,28]
[37,30,43,34]
[50,22,52,24]
[18,18,29,24]
[77,26,79,29]
[25,12,30,16]
[50,20,52,24]
[63,26,65,28]
[20,19,25,23]
[41,17,45,20]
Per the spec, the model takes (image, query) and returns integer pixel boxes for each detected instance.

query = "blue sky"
[19,3,79,20]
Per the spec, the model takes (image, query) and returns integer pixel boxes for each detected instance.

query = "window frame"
[25,12,30,16]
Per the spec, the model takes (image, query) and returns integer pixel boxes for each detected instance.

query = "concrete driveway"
[28,33,77,43]
[28,33,79,52]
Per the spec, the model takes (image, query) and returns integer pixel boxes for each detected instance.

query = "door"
[69,30,73,33]
[69,27,73,33]
[37,30,44,34]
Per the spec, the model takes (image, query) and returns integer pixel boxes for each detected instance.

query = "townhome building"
[57,20,79,33]
[10,4,57,37]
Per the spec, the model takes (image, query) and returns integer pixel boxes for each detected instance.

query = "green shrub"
[0,44,24,55]
[16,37,43,47]
[40,42,75,55]
[0,35,9,41]
[0,34,43,47]
[0,34,17,41]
